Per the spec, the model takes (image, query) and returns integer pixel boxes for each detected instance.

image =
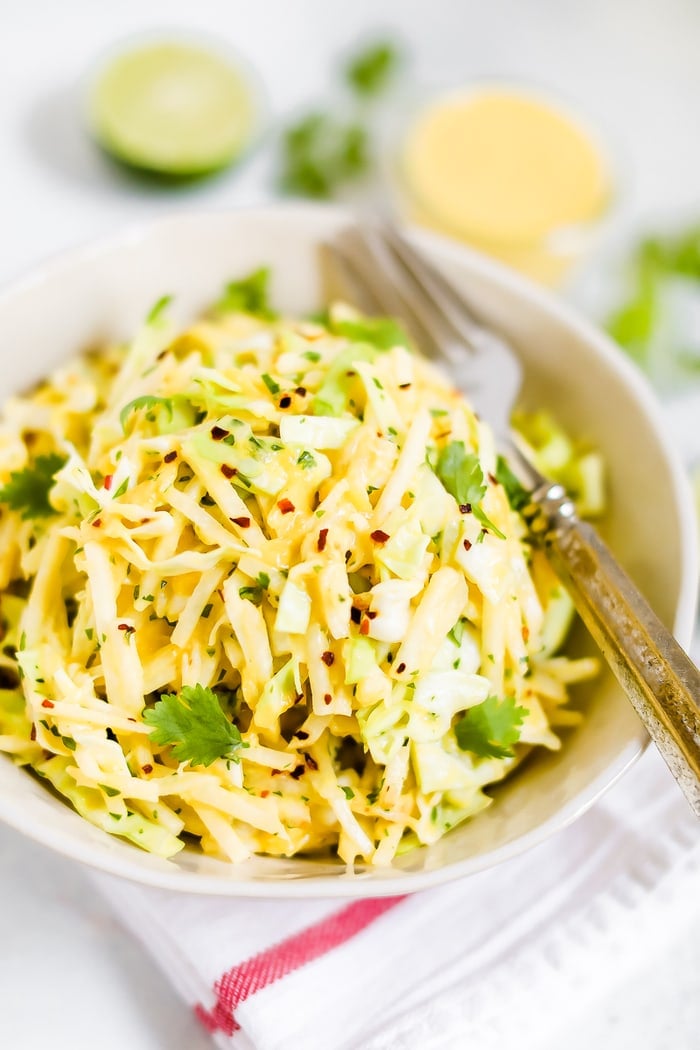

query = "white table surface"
[1,1,700,1047]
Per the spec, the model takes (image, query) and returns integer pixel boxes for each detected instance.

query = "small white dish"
[0,203,695,896]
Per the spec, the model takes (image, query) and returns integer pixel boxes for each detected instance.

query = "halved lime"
[89,40,261,178]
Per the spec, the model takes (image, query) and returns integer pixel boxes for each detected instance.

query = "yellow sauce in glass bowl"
[398,87,612,284]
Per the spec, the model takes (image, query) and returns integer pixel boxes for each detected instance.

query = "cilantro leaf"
[345,41,400,96]
[215,268,277,319]
[120,395,174,432]
[279,113,369,199]
[143,684,247,767]
[435,441,505,539]
[0,453,67,520]
[495,455,530,512]
[436,441,485,506]
[454,695,526,760]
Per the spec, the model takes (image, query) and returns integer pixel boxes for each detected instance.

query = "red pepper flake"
[140,517,151,525]
[211,425,229,441]
[142,764,153,775]
[522,625,530,643]
[220,464,237,479]
[370,529,390,544]
[277,498,295,514]
[359,618,370,636]
[117,623,135,635]
[260,789,270,798]
[346,370,356,377]
[459,503,472,514]
[279,395,292,409]
[271,768,282,776]
[230,516,251,528]
[463,538,472,551]
[103,474,113,491]
[163,450,178,463]
[304,753,319,771]
[295,386,307,397]
[488,472,497,485]
[317,528,328,552]
[30,725,36,741]
[290,764,305,779]
[350,605,362,625]
[41,699,54,709]
[321,650,335,667]
[366,610,378,620]
[323,693,333,705]
[396,662,407,674]
[398,382,412,389]
[91,518,102,528]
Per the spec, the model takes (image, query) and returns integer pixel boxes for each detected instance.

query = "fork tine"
[319,242,383,317]
[331,226,460,365]
[329,221,522,438]
[325,238,433,355]
[377,224,487,348]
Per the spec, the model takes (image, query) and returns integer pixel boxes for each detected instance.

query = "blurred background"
[3,0,700,393]
[2,0,700,1046]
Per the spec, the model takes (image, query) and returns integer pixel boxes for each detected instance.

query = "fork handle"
[529,480,700,814]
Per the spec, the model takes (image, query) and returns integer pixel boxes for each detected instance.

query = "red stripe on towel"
[195,895,406,1035]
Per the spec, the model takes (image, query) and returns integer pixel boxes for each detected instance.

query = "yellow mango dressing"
[400,87,611,283]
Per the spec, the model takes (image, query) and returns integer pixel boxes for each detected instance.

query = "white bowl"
[0,204,695,897]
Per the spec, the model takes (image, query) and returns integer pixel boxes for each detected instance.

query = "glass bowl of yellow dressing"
[394,84,613,285]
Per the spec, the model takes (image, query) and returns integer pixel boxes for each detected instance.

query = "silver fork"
[325,222,700,815]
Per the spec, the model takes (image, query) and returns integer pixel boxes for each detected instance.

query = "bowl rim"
[0,201,696,897]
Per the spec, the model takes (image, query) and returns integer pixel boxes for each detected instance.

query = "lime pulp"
[89,41,260,177]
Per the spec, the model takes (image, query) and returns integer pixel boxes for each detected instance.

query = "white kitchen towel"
[95,742,700,1050]
[94,398,700,1050]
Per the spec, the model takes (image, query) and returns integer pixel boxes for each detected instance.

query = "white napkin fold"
[94,743,700,1050]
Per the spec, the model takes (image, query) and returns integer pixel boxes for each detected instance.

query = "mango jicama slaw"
[0,271,601,865]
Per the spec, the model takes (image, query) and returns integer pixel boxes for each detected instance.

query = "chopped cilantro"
[98,783,121,797]
[112,477,129,499]
[447,618,466,647]
[0,453,67,520]
[143,684,247,767]
[261,373,280,395]
[454,695,526,760]
[341,785,355,800]
[239,585,263,605]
